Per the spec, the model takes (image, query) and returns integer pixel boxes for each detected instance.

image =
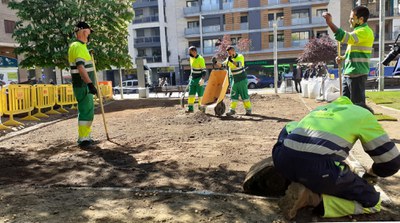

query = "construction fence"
[0,82,113,128]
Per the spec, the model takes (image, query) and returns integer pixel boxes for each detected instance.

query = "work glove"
[87,82,98,96]
[228,56,234,63]
[362,169,378,185]
[212,56,217,64]
[199,78,204,86]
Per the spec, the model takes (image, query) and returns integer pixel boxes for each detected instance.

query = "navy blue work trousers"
[272,127,380,208]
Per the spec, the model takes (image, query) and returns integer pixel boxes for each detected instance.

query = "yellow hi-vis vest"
[334,23,374,76]
[222,53,246,82]
[190,54,206,78]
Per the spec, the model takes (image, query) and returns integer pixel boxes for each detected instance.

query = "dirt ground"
[0,93,399,223]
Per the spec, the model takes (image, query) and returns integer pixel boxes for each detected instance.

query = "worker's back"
[284,96,389,161]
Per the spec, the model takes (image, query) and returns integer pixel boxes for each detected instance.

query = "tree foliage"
[9,0,135,70]
[214,34,252,60]
[297,36,337,64]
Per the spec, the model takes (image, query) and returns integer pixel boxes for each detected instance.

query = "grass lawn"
[366,91,400,110]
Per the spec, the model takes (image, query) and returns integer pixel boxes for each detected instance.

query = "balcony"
[369,8,393,18]
[268,0,281,5]
[203,47,216,55]
[291,17,310,25]
[203,25,221,33]
[268,20,284,27]
[240,23,249,30]
[292,39,309,47]
[133,0,158,8]
[133,15,159,24]
[185,27,200,35]
[289,0,310,3]
[268,42,285,48]
[144,55,162,63]
[223,2,233,10]
[184,6,200,15]
[311,17,325,24]
[134,36,161,48]
[201,4,220,12]
[375,32,400,42]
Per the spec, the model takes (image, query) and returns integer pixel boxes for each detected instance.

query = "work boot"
[185,106,194,113]
[226,109,236,116]
[278,182,322,220]
[245,110,252,116]
[78,140,92,148]
[199,106,206,113]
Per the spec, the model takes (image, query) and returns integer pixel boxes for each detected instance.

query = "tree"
[214,35,252,60]
[297,36,337,64]
[9,0,135,71]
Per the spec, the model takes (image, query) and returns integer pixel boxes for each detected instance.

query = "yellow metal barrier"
[57,84,77,113]
[1,84,38,126]
[0,86,10,130]
[98,84,113,100]
[98,81,113,99]
[32,84,60,118]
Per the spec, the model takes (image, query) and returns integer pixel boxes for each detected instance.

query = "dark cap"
[75,21,94,33]
[188,46,197,52]
[226,45,235,51]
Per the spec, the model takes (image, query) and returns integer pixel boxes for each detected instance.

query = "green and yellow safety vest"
[335,23,374,76]
[284,96,400,177]
[68,40,95,88]
[190,54,206,79]
[223,53,246,82]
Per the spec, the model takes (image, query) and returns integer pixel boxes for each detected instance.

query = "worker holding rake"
[68,21,98,147]
[186,46,207,113]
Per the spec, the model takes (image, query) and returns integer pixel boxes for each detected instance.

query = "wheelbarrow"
[200,69,229,116]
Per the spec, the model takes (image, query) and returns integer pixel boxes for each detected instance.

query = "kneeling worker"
[272,96,400,219]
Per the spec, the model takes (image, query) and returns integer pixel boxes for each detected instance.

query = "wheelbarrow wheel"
[214,102,226,116]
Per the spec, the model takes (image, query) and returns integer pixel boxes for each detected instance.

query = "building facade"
[129,0,400,85]
[0,0,24,84]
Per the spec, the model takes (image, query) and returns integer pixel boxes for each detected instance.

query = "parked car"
[247,75,259,89]
[256,76,282,88]
[113,79,138,94]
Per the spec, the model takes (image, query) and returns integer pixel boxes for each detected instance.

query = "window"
[135,9,143,17]
[269,34,284,42]
[127,81,133,87]
[151,28,160,36]
[137,49,146,57]
[292,9,309,19]
[203,39,219,48]
[188,41,200,47]
[276,12,284,20]
[291,31,309,40]
[316,30,328,38]
[4,20,15,33]
[240,16,248,23]
[187,21,199,28]
[152,48,161,56]
[268,13,275,21]
[316,9,328,17]
[136,29,145,37]
[186,1,199,7]
[268,12,284,21]
[151,7,159,16]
